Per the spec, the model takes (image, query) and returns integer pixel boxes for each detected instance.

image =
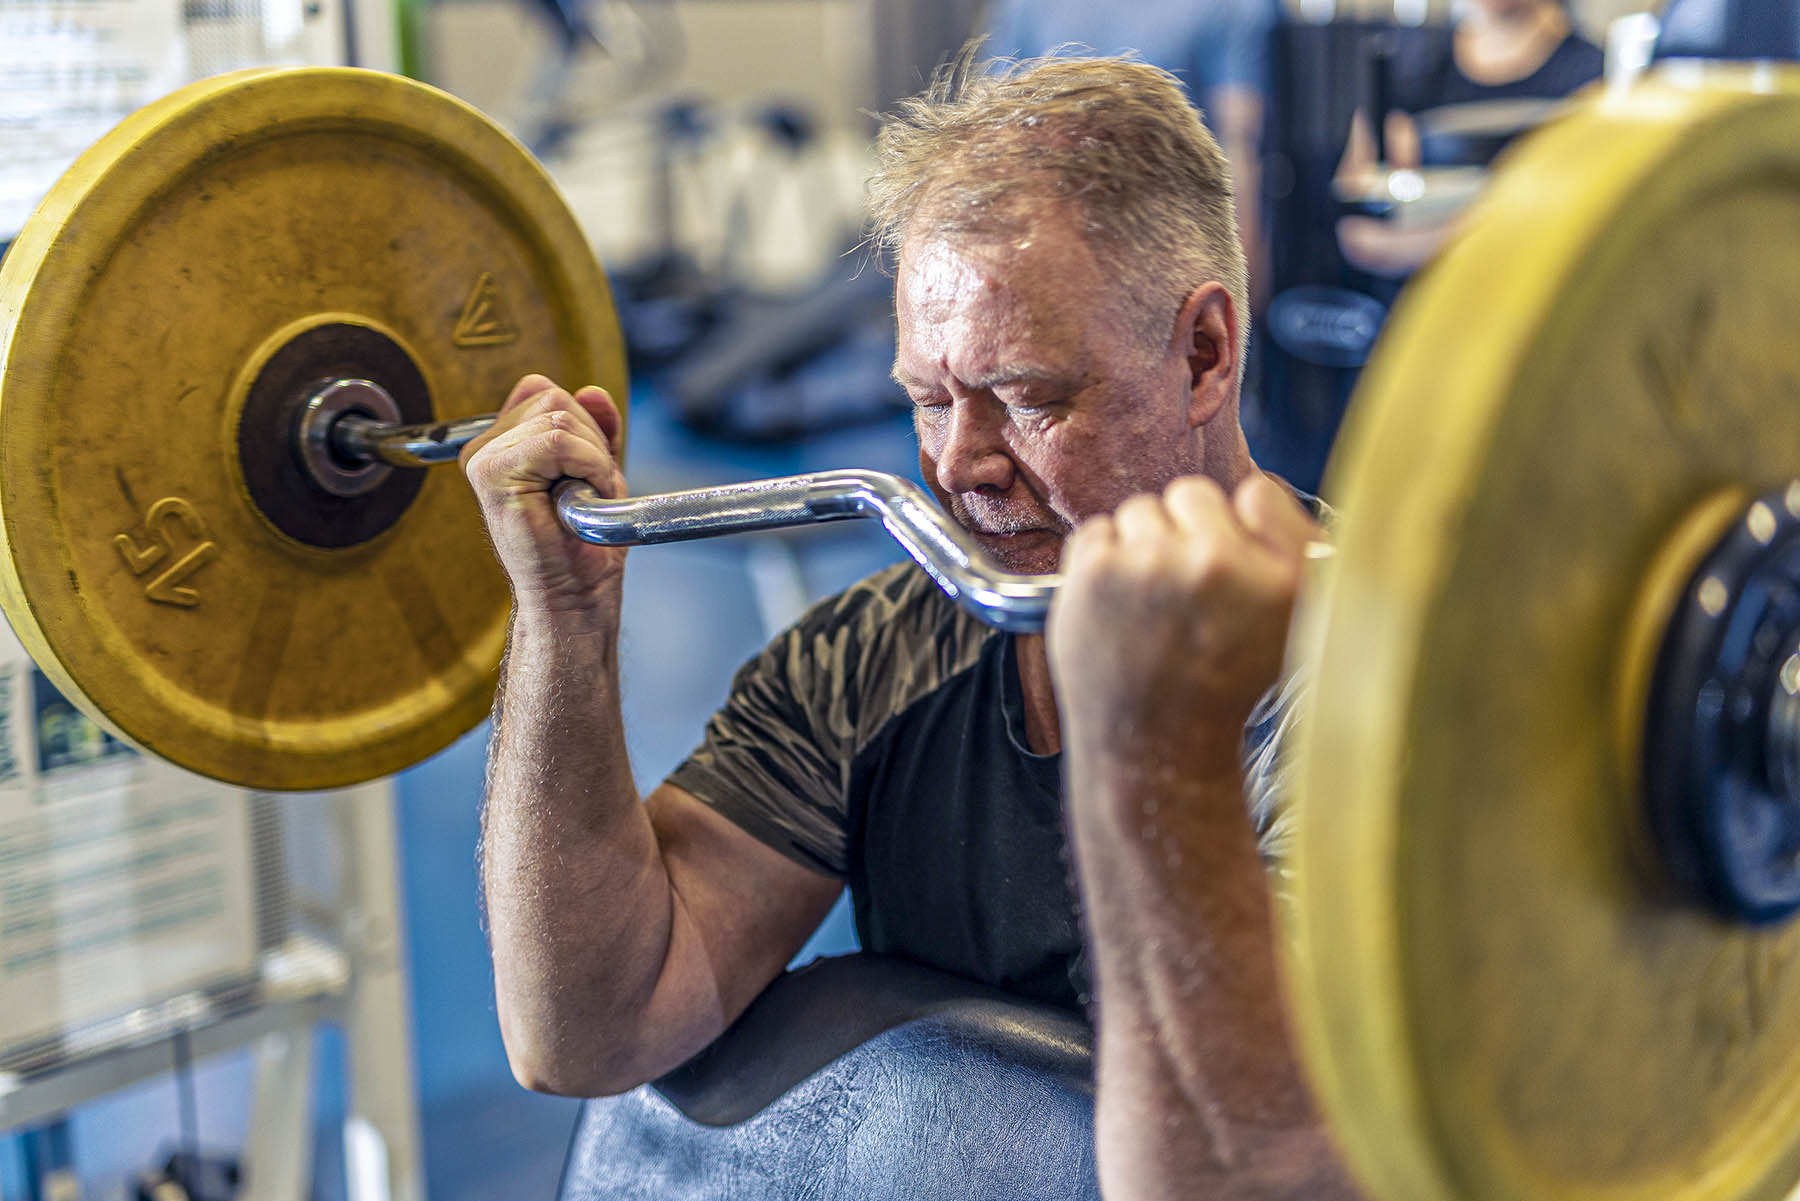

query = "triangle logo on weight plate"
[453,272,519,347]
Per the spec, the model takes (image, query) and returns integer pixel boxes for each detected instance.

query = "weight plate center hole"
[237,321,432,550]
[299,379,399,497]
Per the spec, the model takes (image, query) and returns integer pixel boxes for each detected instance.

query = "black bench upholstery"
[556,953,1098,1200]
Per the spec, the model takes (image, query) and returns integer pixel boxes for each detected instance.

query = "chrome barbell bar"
[326,404,1059,632]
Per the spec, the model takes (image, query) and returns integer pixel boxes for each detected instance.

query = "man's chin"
[971,529,1062,576]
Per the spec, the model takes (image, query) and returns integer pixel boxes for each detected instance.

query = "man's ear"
[1173,281,1238,429]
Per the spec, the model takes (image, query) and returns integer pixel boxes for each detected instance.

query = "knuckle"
[523,384,563,411]
[538,425,581,457]
[1115,493,1163,522]
[1061,541,1105,584]
[528,386,571,413]
[1065,516,1112,556]
[1180,526,1232,571]
[463,440,505,481]
[1167,474,1222,502]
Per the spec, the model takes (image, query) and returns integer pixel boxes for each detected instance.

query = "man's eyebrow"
[889,365,1068,390]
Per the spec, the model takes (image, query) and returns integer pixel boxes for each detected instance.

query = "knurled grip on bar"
[329,412,1058,631]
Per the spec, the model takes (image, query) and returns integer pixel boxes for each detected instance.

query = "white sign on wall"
[0,0,188,240]
[0,620,259,1057]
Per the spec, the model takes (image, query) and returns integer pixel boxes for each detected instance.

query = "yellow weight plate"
[0,68,627,790]
[1288,70,1800,1201]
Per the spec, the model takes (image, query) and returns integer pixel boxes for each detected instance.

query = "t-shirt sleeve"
[664,592,866,878]
[1244,489,1333,879]
[1242,665,1304,871]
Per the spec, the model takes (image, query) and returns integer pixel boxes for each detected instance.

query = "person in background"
[1337,0,1602,276]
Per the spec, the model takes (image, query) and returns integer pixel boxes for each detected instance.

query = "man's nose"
[933,396,1015,495]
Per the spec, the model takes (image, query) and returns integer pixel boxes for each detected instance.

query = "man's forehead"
[897,230,1106,331]
[892,220,1111,390]
[895,236,1001,315]
[898,200,1104,285]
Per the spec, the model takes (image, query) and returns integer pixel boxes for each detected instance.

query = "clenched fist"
[461,374,628,623]
[1047,473,1317,782]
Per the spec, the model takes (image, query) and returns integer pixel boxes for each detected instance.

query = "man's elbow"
[495,990,661,1097]
[501,1026,653,1098]
[489,932,723,1096]
[504,1052,634,1099]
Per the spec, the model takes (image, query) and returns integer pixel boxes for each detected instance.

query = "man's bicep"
[648,782,843,1028]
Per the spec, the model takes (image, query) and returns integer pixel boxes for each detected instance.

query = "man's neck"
[1015,632,1062,755]
[1202,421,1258,495]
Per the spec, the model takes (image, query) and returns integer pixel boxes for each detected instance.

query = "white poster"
[0,0,188,239]
[0,621,260,1056]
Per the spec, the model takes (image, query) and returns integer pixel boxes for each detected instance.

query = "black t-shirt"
[667,561,1297,1013]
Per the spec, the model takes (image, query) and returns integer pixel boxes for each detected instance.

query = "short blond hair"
[869,52,1248,365]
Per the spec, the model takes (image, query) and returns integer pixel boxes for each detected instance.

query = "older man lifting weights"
[464,54,1357,1201]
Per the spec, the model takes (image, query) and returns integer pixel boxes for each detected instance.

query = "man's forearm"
[481,605,719,1095]
[1068,744,1360,1201]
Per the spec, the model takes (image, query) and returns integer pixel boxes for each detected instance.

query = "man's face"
[893,211,1205,576]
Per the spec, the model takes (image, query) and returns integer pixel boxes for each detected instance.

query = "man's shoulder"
[789,560,979,649]
[810,559,950,616]
[773,561,998,733]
